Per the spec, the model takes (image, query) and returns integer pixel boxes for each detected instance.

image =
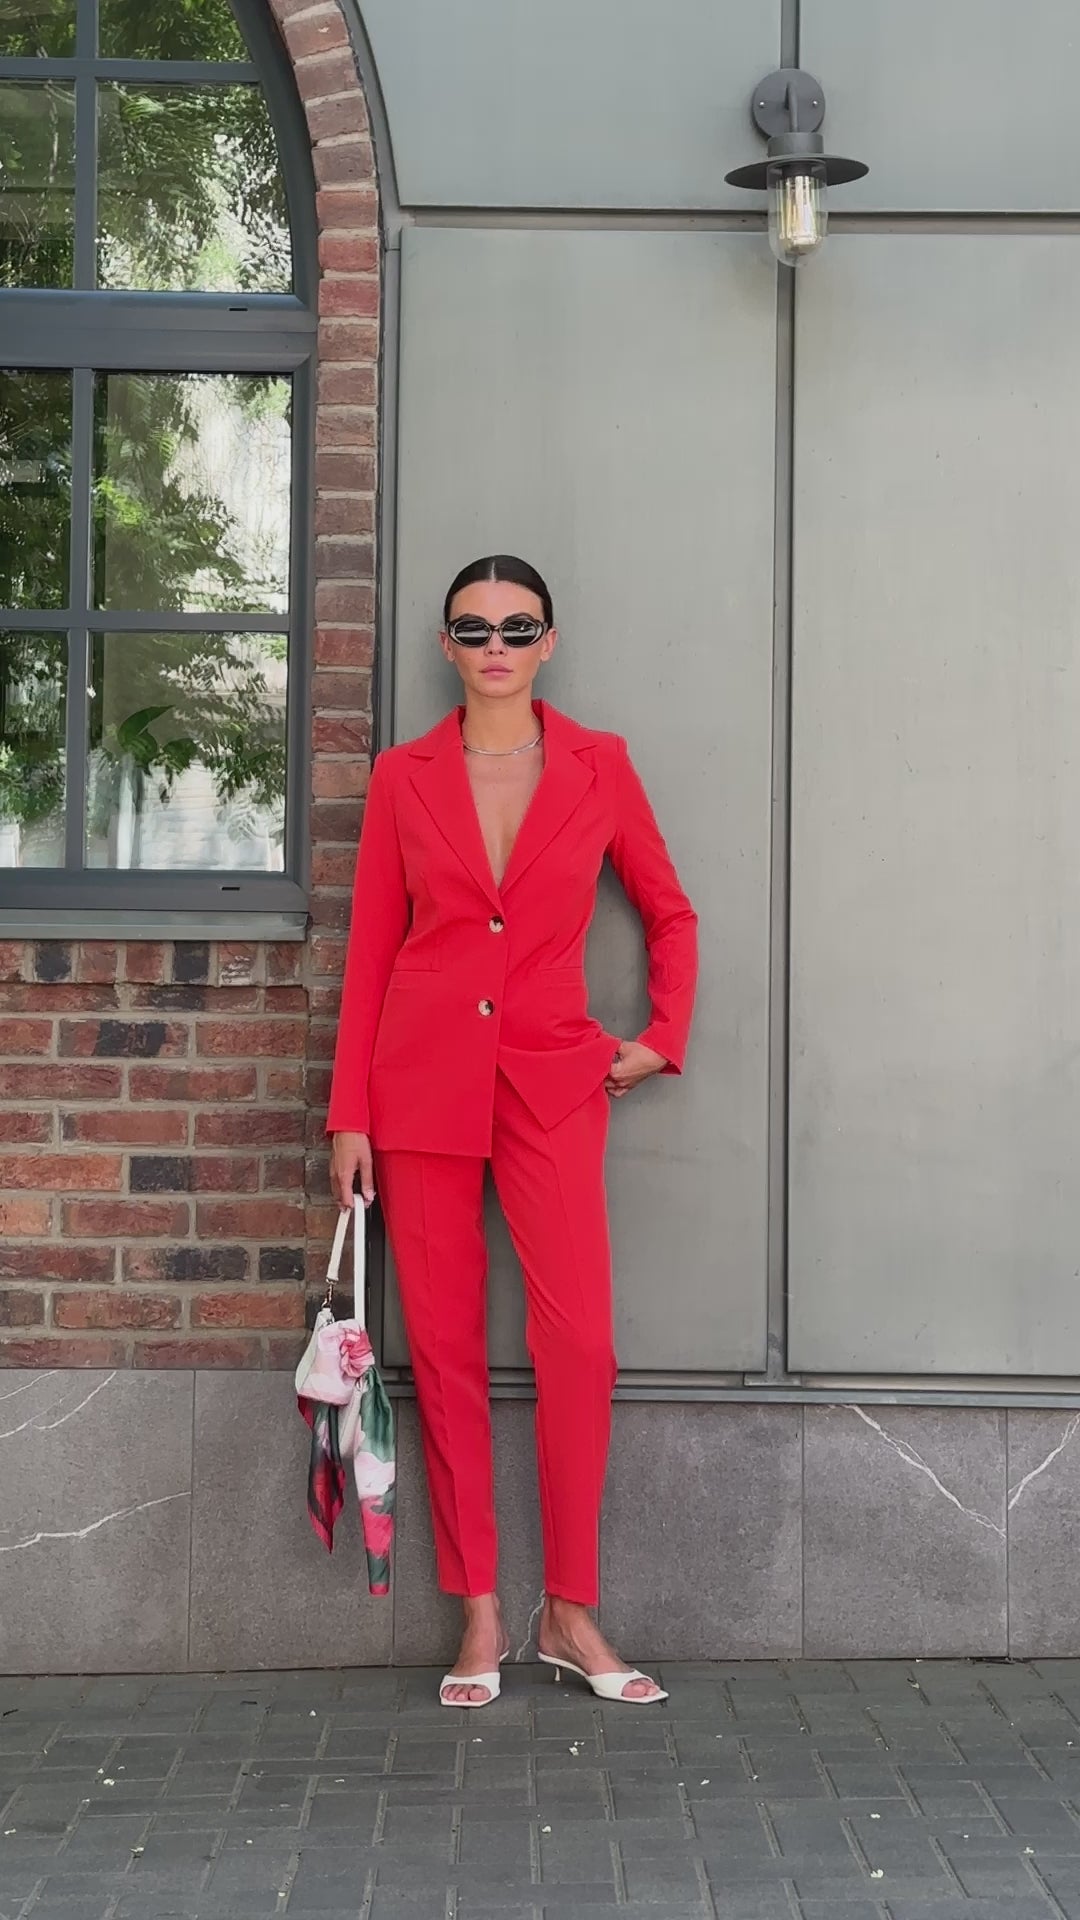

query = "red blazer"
[326,700,698,1156]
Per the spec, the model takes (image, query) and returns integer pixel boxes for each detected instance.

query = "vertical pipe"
[754,0,800,1383]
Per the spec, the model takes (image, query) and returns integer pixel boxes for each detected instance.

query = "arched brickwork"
[0,0,381,1369]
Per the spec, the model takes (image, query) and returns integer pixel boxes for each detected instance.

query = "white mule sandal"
[538,1651,668,1704]
[438,1654,506,1709]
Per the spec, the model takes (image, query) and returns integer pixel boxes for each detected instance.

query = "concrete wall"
[4,1371,1080,1671]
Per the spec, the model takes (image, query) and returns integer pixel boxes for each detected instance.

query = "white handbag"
[295,1197,373,1432]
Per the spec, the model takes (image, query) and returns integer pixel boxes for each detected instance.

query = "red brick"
[317,321,378,366]
[318,231,378,272]
[216,943,262,986]
[308,935,347,976]
[315,493,375,537]
[59,1018,189,1059]
[314,627,374,671]
[126,984,260,1011]
[61,1109,189,1146]
[263,1154,305,1191]
[306,894,350,933]
[123,1245,247,1285]
[75,942,119,983]
[311,846,356,889]
[63,1199,189,1237]
[315,187,377,228]
[0,1289,45,1327]
[315,545,373,589]
[0,942,26,982]
[189,1156,259,1193]
[191,1289,305,1330]
[129,1065,258,1102]
[133,1337,262,1369]
[0,983,117,1011]
[0,1244,115,1284]
[295,46,361,102]
[0,1153,122,1192]
[196,1020,306,1059]
[53,1290,182,1330]
[266,1066,305,1099]
[0,1018,53,1055]
[311,758,367,800]
[312,716,370,758]
[319,276,379,319]
[266,1333,308,1369]
[122,943,168,983]
[305,90,369,144]
[314,449,375,492]
[310,800,363,844]
[317,363,377,410]
[313,135,374,187]
[265,944,304,984]
[0,1063,121,1102]
[195,1109,305,1147]
[316,408,375,450]
[264,986,307,1012]
[283,7,348,59]
[196,1198,304,1239]
[304,1066,332,1107]
[0,1337,129,1367]
[0,1111,53,1144]
[305,1021,337,1064]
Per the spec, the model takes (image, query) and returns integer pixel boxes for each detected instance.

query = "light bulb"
[767,163,827,265]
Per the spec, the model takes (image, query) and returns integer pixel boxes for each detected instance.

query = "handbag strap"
[323,1196,366,1327]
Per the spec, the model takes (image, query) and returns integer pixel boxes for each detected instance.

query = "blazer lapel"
[500,703,596,894]
[408,711,502,911]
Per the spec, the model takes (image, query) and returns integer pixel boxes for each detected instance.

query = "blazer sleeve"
[607,736,699,1073]
[326,754,410,1135]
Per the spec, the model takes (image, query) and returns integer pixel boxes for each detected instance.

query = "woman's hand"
[330,1131,375,1209]
[604,1040,668,1099]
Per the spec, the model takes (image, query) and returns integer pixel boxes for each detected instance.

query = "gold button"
[478,998,494,1016]
[489,916,504,933]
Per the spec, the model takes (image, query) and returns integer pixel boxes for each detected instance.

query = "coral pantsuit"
[327,700,697,1603]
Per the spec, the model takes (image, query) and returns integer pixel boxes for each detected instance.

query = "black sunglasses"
[446,614,547,649]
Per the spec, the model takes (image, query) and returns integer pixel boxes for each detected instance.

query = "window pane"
[97,84,290,293]
[87,632,286,870]
[99,0,246,60]
[0,0,75,57]
[93,373,290,614]
[0,631,66,867]
[0,370,72,609]
[0,82,75,288]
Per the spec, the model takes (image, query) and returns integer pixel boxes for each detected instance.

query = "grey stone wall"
[2,1372,1077,1671]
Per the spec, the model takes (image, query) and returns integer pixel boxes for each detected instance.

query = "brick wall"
[0,0,377,1369]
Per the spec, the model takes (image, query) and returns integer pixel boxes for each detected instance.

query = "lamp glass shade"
[767,162,827,265]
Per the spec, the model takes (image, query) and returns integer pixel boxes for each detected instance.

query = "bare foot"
[441,1594,509,1706]
[537,1597,662,1702]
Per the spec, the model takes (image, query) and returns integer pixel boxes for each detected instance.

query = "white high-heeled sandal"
[538,1651,668,1704]
[438,1653,506,1709]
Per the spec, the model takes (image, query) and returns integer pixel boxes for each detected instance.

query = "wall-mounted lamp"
[725,68,868,265]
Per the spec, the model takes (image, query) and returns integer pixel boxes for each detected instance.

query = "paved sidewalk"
[5,1661,1080,1918]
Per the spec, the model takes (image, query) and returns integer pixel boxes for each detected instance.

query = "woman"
[328,555,698,1708]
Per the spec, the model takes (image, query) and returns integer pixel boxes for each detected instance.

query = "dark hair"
[443,554,554,629]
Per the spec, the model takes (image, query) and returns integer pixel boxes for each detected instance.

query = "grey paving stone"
[13,1660,1080,1919]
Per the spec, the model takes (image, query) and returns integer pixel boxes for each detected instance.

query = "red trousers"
[375,1071,616,1605]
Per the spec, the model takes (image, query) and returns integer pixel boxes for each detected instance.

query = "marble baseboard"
[4,1374,1080,1670]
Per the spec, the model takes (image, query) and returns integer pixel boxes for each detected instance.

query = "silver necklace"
[462,732,543,757]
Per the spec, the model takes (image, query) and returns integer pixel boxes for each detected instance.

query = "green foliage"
[0,0,293,862]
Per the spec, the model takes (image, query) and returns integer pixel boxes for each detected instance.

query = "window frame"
[0,0,317,924]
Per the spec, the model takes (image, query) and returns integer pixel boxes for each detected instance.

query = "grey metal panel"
[360,0,780,210]
[386,226,775,1373]
[801,0,1080,211]
[789,235,1080,1375]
